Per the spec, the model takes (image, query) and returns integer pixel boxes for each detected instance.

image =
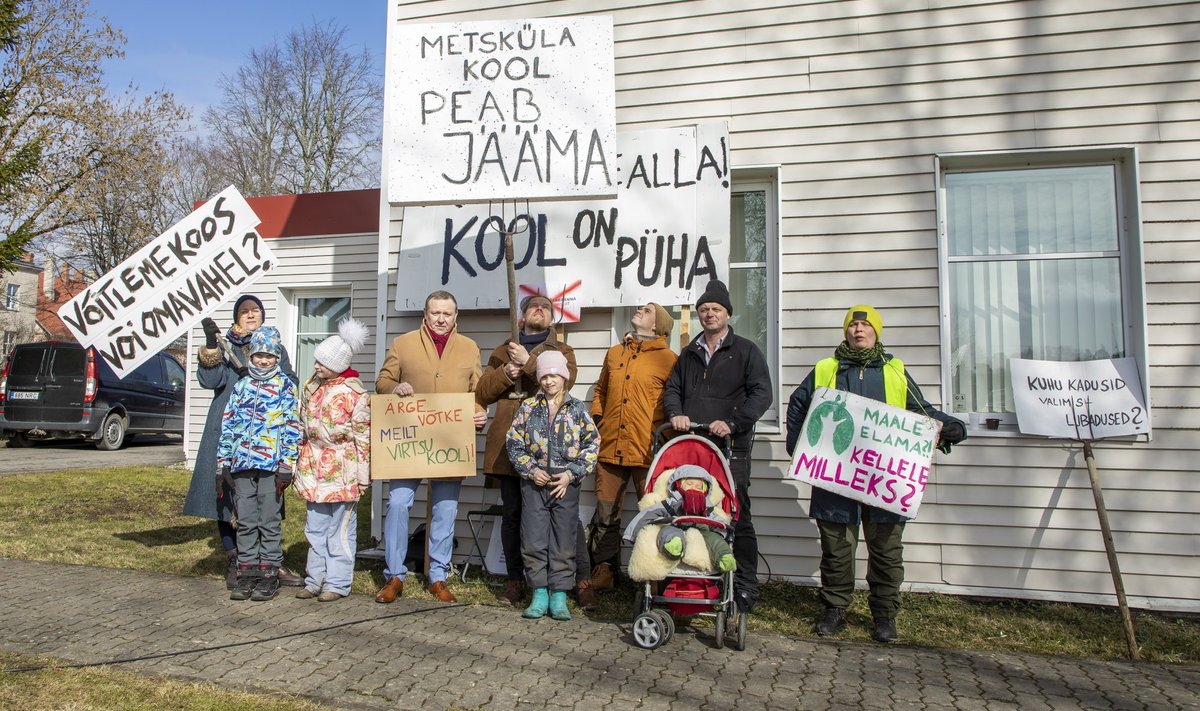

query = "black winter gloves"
[201,317,221,349]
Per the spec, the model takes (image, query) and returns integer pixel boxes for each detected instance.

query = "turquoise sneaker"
[549,590,571,621]
[523,587,549,619]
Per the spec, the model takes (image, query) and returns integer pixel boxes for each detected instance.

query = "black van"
[0,341,186,449]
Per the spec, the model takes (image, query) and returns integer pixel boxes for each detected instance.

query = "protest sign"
[1009,357,1149,439]
[370,392,478,480]
[57,186,275,378]
[386,15,616,205]
[396,122,730,310]
[786,387,942,519]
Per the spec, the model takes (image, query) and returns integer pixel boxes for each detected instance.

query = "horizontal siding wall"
[386,0,1200,611]
[185,232,380,467]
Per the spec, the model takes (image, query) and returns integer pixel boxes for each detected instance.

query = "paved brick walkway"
[1,558,1197,710]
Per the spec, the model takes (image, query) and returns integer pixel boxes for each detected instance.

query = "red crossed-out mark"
[519,280,582,323]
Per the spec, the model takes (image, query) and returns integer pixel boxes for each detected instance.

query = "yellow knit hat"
[843,304,883,340]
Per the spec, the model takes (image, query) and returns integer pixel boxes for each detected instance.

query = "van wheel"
[5,432,35,448]
[96,413,128,450]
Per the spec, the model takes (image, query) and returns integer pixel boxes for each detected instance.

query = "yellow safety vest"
[813,356,907,409]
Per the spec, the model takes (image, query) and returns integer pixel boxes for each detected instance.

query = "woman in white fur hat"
[293,318,372,601]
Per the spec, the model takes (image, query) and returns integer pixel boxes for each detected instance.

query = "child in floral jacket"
[217,325,302,601]
[293,319,371,602]
[506,350,599,621]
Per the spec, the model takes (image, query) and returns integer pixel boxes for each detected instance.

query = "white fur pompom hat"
[313,318,370,373]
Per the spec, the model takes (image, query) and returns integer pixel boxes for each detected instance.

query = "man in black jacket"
[663,279,773,612]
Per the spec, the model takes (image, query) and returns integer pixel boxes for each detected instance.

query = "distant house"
[33,258,91,342]
[0,253,42,360]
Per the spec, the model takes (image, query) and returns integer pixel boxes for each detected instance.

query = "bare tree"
[201,21,381,197]
[0,0,188,273]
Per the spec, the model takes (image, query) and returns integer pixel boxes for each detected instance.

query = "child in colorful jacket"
[217,325,302,601]
[294,319,371,602]
[506,350,599,621]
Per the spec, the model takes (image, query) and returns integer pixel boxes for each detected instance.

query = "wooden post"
[1082,441,1140,660]
[679,305,690,349]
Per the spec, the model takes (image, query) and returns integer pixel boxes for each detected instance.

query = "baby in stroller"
[623,464,735,580]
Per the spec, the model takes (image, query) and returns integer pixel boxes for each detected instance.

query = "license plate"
[8,391,39,400]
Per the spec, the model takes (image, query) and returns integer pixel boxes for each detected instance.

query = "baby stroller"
[628,424,747,651]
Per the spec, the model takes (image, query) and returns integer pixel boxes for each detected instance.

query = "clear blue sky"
[91,0,387,122]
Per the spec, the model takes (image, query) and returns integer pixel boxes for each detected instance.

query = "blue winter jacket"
[217,373,302,474]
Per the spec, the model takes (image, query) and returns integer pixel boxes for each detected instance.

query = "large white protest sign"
[396,122,730,310]
[57,186,276,378]
[386,15,616,205]
[786,387,942,519]
[1009,357,1149,439]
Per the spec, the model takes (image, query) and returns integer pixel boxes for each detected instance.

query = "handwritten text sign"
[1009,358,1150,440]
[396,122,730,310]
[370,392,478,480]
[57,186,275,378]
[386,15,616,204]
[786,387,942,519]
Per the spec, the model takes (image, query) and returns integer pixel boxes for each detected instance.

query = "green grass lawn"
[0,465,1196,667]
[0,652,330,711]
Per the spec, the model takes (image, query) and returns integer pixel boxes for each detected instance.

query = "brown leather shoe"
[427,580,457,603]
[277,565,304,587]
[374,577,404,603]
[497,579,525,606]
[575,580,600,611]
[589,563,614,591]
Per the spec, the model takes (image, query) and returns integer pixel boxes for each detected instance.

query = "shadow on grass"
[113,523,214,547]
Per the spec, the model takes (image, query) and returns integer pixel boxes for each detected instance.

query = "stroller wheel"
[714,610,726,649]
[731,607,748,651]
[632,588,648,617]
[632,612,668,649]
[652,609,675,643]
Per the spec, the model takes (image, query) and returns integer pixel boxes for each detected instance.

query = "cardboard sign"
[370,392,478,480]
[786,387,942,519]
[57,186,275,377]
[386,15,616,204]
[396,122,730,310]
[1009,357,1149,440]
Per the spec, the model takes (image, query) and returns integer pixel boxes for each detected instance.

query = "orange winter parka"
[590,333,677,468]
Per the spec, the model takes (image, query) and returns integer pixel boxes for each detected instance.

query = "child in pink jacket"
[294,319,371,601]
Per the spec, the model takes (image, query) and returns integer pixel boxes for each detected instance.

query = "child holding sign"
[294,319,372,602]
[506,350,599,621]
[217,326,302,602]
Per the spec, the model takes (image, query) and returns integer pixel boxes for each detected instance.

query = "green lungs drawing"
[806,396,855,454]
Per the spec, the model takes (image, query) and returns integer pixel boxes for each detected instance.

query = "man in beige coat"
[374,290,487,604]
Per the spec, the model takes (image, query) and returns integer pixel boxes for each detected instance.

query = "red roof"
[206,189,380,238]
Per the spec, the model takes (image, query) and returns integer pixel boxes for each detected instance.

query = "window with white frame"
[639,169,780,423]
[295,291,352,378]
[937,148,1146,429]
[2,331,16,359]
[4,283,17,310]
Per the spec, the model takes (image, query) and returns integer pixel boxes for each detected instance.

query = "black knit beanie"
[695,279,733,315]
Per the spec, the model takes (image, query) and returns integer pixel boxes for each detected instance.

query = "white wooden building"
[188,0,1199,613]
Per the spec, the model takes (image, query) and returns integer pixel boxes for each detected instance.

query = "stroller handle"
[653,422,733,459]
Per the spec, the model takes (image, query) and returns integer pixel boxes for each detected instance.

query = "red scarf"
[680,487,708,516]
[340,368,360,378]
[426,325,451,356]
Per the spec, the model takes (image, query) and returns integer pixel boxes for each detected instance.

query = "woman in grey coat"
[183,294,298,588]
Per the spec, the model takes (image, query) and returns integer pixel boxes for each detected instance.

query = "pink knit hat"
[535,350,569,381]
